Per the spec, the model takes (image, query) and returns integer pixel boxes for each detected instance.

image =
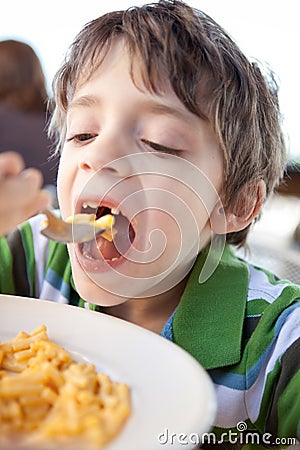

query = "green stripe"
[0,236,15,294]
[267,339,300,437]
[62,259,73,286]
[89,303,97,311]
[19,222,36,296]
[78,298,85,308]
[245,286,300,368]
[45,240,69,277]
[6,229,30,296]
[254,359,281,433]
[278,370,300,438]
[246,298,269,316]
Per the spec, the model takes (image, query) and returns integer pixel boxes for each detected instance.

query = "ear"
[211,179,266,234]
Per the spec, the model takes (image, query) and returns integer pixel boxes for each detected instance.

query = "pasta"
[0,325,131,449]
[66,213,117,242]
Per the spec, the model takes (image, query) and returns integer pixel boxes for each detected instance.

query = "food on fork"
[40,203,136,261]
[40,210,118,244]
[0,325,131,449]
[67,203,136,263]
[66,213,117,242]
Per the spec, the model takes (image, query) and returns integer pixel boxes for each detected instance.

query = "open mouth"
[79,202,136,263]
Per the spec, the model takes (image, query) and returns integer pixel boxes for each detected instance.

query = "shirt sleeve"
[264,303,300,440]
[0,221,36,297]
[245,296,300,442]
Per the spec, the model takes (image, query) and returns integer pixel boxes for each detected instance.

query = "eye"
[66,133,97,144]
[141,139,183,156]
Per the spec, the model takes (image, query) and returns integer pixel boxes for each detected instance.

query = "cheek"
[142,177,213,242]
[56,166,66,211]
[56,152,74,212]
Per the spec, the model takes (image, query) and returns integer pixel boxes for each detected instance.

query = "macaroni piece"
[0,326,131,449]
[66,213,116,242]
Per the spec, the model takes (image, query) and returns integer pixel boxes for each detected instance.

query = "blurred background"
[1,0,299,164]
[1,0,300,280]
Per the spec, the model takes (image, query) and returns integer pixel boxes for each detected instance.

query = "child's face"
[57,40,224,305]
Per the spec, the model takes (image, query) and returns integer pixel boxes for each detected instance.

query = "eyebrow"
[68,95,99,111]
[144,100,197,124]
[68,94,198,125]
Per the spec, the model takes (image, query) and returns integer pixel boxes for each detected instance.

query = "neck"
[102,277,188,334]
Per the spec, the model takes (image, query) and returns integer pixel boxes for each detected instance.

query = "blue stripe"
[210,369,246,390]
[45,268,71,299]
[211,302,300,390]
[161,310,176,341]
[274,301,300,335]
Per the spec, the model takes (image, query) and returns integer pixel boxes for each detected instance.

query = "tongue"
[82,213,134,261]
[95,236,121,260]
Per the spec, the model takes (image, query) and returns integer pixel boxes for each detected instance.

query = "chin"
[72,270,129,307]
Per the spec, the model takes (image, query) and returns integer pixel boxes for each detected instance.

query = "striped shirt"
[1,213,300,445]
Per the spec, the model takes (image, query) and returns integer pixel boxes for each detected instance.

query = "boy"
[0,0,299,446]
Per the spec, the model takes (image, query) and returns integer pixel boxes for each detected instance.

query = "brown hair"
[0,39,48,113]
[49,0,286,246]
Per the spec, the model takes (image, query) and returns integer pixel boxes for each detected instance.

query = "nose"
[78,134,133,178]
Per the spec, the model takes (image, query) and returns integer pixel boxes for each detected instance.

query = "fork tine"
[43,210,66,233]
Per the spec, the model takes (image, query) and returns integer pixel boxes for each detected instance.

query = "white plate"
[0,294,216,450]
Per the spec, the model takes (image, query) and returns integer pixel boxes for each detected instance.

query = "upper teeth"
[82,201,99,209]
[82,202,120,215]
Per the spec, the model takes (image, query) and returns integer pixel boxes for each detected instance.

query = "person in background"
[0,39,57,200]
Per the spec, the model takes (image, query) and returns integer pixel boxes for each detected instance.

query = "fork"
[40,209,109,244]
